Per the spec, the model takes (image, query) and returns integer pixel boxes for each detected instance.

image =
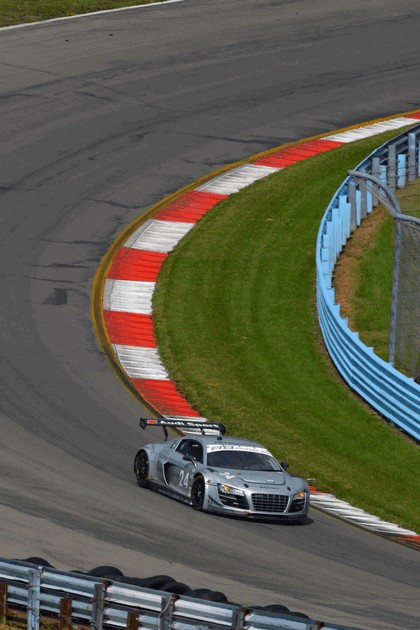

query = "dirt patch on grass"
[332,205,388,328]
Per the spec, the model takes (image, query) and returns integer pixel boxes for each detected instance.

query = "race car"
[134,418,309,520]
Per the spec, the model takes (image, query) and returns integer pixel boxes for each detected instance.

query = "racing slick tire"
[141,575,174,589]
[191,475,205,511]
[160,581,190,595]
[184,588,228,602]
[21,557,53,568]
[88,565,124,579]
[263,604,290,614]
[134,450,149,488]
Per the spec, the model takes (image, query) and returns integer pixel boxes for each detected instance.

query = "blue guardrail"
[316,126,420,441]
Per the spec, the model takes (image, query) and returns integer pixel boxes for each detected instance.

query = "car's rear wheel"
[191,476,205,511]
[134,450,149,488]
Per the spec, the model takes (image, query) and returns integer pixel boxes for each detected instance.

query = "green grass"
[0,0,162,26]
[153,129,420,533]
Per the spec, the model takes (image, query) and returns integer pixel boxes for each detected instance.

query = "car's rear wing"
[139,417,226,438]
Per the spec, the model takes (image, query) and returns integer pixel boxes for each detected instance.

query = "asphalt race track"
[0,1,419,627]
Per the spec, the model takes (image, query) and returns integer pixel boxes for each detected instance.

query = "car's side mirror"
[280,461,289,470]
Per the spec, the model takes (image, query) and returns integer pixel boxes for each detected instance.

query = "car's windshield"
[206,449,282,471]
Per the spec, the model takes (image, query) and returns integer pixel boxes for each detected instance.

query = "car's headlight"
[292,490,306,500]
[218,483,245,496]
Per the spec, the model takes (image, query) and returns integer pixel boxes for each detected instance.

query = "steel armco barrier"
[316,125,420,441]
[0,557,362,630]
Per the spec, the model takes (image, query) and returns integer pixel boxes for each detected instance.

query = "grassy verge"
[153,129,420,533]
[0,0,163,27]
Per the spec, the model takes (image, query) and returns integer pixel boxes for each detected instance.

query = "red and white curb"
[309,487,420,547]
[100,112,420,545]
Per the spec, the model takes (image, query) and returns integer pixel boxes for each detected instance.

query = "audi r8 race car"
[134,419,309,520]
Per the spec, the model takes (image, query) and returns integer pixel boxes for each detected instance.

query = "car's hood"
[216,469,287,486]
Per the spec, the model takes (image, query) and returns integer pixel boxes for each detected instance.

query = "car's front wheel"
[191,476,205,511]
[134,450,149,488]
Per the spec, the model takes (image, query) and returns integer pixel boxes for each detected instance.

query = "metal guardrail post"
[348,179,357,232]
[372,157,380,206]
[408,132,416,181]
[388,143,396,189]
[127,610,139,630]
[232,606,246,630]
[91,581,107,630]
[397,154,407,188]
[27,568,41,630]
[59,596,73,630]
[159,593,177,630]
[0,582,7,625]
[360,180,368,220]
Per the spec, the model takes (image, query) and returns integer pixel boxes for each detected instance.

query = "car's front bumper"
[205,485,309,519]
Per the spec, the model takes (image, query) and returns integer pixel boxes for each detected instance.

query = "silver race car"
[134,419,309,520]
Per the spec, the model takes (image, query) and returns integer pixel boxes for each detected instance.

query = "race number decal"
[179,470,190,489]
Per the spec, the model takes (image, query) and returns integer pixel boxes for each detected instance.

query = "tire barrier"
[0,556,351,630]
